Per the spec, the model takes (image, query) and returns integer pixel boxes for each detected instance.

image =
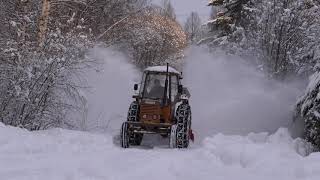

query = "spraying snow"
[183,47,303,140]
[83,47,303,140]
[83,48,140,133]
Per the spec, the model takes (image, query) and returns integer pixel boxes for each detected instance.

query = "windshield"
[140,72,179,101]
[142,73,167,99]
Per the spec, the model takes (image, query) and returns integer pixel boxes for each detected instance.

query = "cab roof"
[144,66,181,76]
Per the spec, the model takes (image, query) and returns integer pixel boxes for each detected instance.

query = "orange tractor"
[120,64,193,148]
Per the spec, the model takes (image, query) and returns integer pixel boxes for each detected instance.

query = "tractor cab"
[136,66,182,105]
[133,65,184,125]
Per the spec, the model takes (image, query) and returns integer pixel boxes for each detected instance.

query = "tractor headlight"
[142,114,147,119]
[153,115,158,120]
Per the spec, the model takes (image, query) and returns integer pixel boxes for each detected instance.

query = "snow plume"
[83,47,140,133]
[82,47,303,141]
[184,47,304,140]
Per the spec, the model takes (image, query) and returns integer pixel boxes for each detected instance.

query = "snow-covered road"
[0,123,319,180]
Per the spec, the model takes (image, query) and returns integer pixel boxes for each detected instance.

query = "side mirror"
[178,85,183,94]
[134,84,138,91]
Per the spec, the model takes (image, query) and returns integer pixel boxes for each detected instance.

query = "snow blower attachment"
[120,64,193,148]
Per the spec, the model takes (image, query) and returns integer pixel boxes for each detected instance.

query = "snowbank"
[0,123,319,180]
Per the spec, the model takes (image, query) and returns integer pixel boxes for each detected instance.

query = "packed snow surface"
[0,123,319,180]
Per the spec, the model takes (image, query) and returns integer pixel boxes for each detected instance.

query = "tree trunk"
[38,0,51,47]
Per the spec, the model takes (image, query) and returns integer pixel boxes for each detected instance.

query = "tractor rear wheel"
[175,103,192,148]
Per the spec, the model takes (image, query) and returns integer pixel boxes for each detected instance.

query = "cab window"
[142,73,167,99]
[170,75,179,102]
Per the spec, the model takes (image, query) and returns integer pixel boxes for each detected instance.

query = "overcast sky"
[152,0,211,24]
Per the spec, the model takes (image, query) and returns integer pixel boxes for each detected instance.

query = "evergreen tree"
[296,63,320,150]
[202,0,320,79]
[200,0,254,55]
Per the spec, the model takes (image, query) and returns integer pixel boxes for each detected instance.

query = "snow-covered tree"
[255,0,320,78]
[202,0,320,79]
[184,12,202,44]
[295,63,320,150]
[0,0,94,130]
[160,0,176,20]
[200,0,253,55]
[83,0,148,38]
[108,8,187,69]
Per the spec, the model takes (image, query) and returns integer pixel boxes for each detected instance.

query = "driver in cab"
[148,79,165,99]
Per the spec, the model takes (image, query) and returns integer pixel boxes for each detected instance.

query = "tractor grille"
[140,103,161,123]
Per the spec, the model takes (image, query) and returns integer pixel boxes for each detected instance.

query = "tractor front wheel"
[127,101,143,145]
[120,122,130,148]
[169,125,178,148]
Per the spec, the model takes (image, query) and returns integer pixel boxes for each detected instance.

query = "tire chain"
[127,101,143,145]
[127,101,139,122]
[176,103,191,148]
